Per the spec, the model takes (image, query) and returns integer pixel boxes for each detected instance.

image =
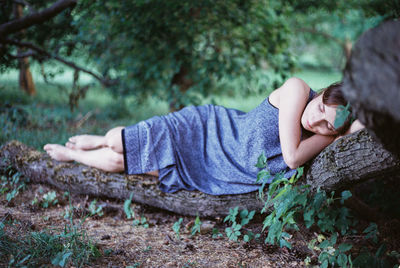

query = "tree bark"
[1,129,399,217]
[14,4,36,96]
[342,20,400,156]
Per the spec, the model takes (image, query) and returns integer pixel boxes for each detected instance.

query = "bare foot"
[65,135,105,150]
[43,144,74,162]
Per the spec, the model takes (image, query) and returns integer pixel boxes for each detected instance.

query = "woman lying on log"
[44,77,364,195]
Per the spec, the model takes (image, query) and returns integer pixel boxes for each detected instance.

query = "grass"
[0,68,341,149]
[0,167,101,267]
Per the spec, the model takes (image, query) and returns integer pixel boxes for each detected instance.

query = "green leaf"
[303,208,315,228]
[256,170,271,183]
[191,215,202,236]
[340,190,352,204]
[334,103,351,129]
[124,193,134,219]
[52,251,72,267]
[173,218,183,239]
[319,240,330,249]
[224,207,239,223]
[279,238,292,249]
[320,259,329,268]
[337,253,348,267]
[296,167,304,179]
[255,152,268,168]
[375,243,387,258]
[244,235,250,242]
[338,243,353,253]
[262,211,275,231]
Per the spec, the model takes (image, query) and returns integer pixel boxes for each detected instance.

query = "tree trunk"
[14,4,36,95]
[342,20,400,156]
[1,129,399,217]
[169,64,194,112]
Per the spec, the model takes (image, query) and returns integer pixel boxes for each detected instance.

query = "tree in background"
[0,0,80,97]
[1,0,399,110]
[73,0,296,110]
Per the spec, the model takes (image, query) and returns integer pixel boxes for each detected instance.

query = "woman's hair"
[320,82,352,135]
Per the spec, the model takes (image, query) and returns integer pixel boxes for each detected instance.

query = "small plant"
[1,169,26,203]
[173,218,183,239]
[133,216,149,228]
[42,191,58,208]
[0,202,101,267]
[225,222,242,241]
[124,193,135,219]
[88,199,104,217]
[212,228,223,239]
[191,215,201,236]
[224,207,257,242]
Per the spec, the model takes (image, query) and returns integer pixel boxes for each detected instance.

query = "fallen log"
[1,129,399,217]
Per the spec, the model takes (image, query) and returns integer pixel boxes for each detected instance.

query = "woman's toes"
[65,141,75,149]
[43,144,54,151]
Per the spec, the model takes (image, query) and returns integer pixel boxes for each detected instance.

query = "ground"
[0,180,317,268]
[1,180,399,267]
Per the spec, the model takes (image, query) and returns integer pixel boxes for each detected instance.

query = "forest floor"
[1,179,400,268]
[0,182,312,267]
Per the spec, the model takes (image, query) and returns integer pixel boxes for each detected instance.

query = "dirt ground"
[1,182,399,267]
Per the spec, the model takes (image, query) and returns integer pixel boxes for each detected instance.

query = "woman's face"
[301,94,338,136]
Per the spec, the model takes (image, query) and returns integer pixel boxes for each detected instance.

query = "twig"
[74,111,94,129]
[5,38,115,86]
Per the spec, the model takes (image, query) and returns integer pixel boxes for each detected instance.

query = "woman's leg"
[65,126,125,151]
[44,145,124,172]
[44,126,159,176]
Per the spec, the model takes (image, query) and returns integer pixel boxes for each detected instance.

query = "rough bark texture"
[342,20,400,156]
[304,129,400,191]
[0,141,263,217]
[1,130,399,217]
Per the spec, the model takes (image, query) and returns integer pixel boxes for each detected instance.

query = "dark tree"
[342,20,400,156]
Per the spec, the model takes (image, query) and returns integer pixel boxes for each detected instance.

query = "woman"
[44,78,364,195]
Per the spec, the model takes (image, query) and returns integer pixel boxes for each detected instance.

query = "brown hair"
[321,82,352,135]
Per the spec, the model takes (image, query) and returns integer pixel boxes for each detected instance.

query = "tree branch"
[0,0,76,37]
[7,50,36,59]
[4,39,115,86]
[296,27,345,47]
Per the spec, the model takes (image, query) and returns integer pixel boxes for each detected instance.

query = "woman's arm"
[277,78,335,169]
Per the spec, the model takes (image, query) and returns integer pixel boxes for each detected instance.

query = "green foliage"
[0,168,26,204]
[0,204,100,267]
[334,103,352,129]
[123,193,149,228]
[191,216,202,236]
[71,0,295,107]
[353,244,399,268]
[363,222,378,243]
[42,191,58,208]
[224,207,257,242]
[132,216,149,228]
[228,153,397,267]
[212,228,223,239]
[173,218,184,239]
[124,193,135,219]
[88,199,104,217]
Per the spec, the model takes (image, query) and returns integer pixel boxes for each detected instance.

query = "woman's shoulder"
[269,77,311,109]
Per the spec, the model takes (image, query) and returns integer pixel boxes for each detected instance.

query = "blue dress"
[122,89,316,195]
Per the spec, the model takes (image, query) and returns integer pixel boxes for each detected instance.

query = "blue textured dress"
[122,89,316,195]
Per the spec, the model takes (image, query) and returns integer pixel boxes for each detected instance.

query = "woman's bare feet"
[65,135,106,150]
[43,144,74,162]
